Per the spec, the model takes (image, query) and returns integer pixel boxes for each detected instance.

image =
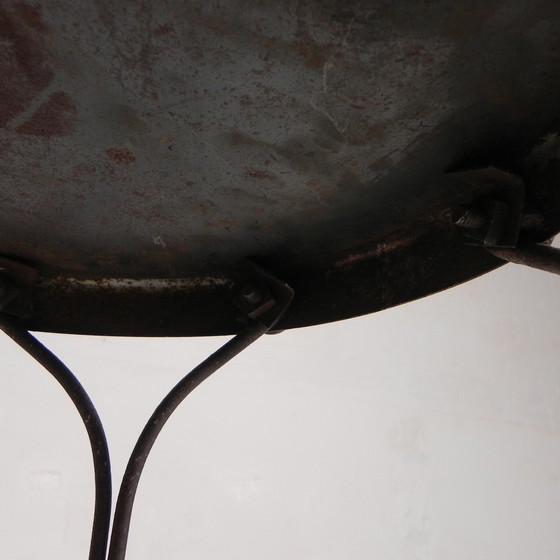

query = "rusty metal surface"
[2,0,560,335]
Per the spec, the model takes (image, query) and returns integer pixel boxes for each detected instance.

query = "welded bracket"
[234,263,294,330]
[450,167,525,248]
[449,167,560,275]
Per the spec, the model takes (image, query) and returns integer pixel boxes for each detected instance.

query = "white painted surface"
[1,260,559,559]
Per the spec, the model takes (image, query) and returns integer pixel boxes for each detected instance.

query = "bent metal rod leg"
[0,313,112,560]
[487,242,560,275]
[107,321,269,560]
[0,266,293,560]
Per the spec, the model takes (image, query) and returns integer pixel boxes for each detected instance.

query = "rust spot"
[293,9,328,70]
[154,22,174,36]
[13,2,47,31]
[239,95,254,107]
[191,8,230,36]
[334,233,416,268]
[251,63,273,75]
[0,3,53,127]
[190,50,204,61]
[244,168,277,180]
[297,44,324,70]
[106,148,136,164]
[16,91,76,136]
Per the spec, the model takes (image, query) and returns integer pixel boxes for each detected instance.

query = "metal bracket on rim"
[234,262,294,330]
[450,167,526,249]
[449,167,560,275]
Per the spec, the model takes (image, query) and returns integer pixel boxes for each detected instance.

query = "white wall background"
[0,259,559,560]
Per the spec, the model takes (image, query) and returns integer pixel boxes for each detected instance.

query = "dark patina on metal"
[2,0,560,335]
